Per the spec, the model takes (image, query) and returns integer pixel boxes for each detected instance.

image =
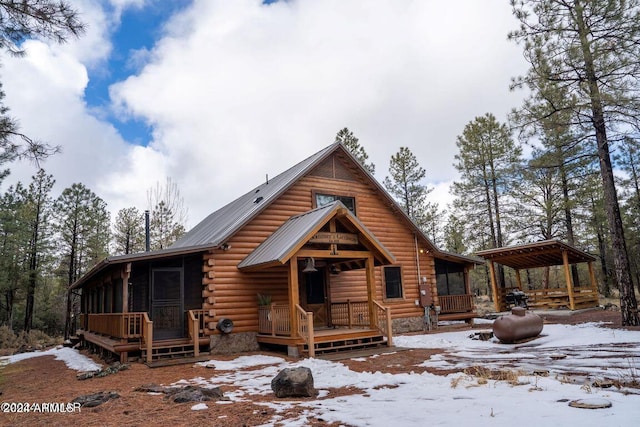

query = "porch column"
[366,255,377,328]
[288,256,300,334]
[121,263,131,313]
[562,250,576,310]
[488,261,500,312]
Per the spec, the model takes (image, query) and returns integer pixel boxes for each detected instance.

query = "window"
[435,261,466,295]
[384,266,404,299]
[315,192,356,214]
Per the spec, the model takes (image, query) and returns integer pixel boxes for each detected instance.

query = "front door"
[301,269,329,328]
[151,268,184,340]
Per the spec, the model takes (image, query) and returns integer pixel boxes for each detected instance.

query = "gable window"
[383,266,404,299]
[315,192,356,214]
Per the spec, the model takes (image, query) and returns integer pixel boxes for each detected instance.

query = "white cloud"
[109,0,528,225]
[3,0,529,230]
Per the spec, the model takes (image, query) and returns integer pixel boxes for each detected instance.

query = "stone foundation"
[209,332,260,355]
[392,316,425,334]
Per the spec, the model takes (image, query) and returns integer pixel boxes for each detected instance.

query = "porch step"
[302,334,386,356]
[145,353,212,368]
[141,339,200,363]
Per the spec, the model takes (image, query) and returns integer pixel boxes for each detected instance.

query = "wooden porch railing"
[438,294,475,314]
[87,312,153,363]
[295,304,315,357]
[372,301,392,347]
[188,309,207,357]
[258,304,291,335]
[330,300,369,327]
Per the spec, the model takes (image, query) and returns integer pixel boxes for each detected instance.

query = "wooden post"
[288,256,299,336]
[385,307,393,347]
[488,261,500,312]
[270,303,276,336]
[347,299,353,328]
[562,250,576,310]
[515,269,523,290]
[121,263,131,313]
[306,312,315,357]
[191,312,200,357]
[146,320,153,364]
[366,255,377,328]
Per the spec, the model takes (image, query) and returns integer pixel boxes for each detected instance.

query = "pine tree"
[54,183,109,339]
[113,207,145,255]
[383,146,438,233]
[0,1,84,164]
[335,128,375,174]
[510,0,640,325]
[22,169,55,332]
[147,177,187,250]
[453,114,522,250]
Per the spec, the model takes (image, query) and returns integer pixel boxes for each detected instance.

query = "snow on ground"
[1,322,639,426]
[193,322,640,426]
[0,345,102,372]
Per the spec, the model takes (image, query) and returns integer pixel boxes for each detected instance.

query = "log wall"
[203,153,437,334]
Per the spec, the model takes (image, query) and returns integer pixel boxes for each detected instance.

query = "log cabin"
[72,143,480,363]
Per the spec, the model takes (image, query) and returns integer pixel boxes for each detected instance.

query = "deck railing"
[438,294,475,314]
[86,313,153,363]
[295,304,315,357]
[372,301,393,347]
[330,300,370,327]
[188,309,207,357]
[258,304,292,335]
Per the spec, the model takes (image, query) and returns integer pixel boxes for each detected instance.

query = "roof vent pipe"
[145,210,150,252]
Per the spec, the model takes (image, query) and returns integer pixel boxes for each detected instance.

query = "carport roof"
[475,239,596,270]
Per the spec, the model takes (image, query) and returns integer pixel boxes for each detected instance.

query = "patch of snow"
[191,403,208,411]
[0,345,102,372]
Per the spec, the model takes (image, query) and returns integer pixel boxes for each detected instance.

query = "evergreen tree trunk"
[575,3,638,325]
[23,201,41,333]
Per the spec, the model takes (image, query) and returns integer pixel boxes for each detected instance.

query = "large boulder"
[271,367,318,398]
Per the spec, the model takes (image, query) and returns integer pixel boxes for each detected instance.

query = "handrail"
[86,312,153,362]
[372,301,393,347]
[295,304,315,357]
[330,300,369,328]
[187,309,206,357]
[141,313,153,364]
[438,294,474,314]
[258,304,291,336]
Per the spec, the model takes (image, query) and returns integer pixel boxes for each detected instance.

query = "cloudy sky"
[1,0,529,228]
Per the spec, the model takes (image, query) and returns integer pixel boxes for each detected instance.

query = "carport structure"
[476,239,600,312]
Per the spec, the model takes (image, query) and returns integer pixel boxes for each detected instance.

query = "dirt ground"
[0,308,637,427]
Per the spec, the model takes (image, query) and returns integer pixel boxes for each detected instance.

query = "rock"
[168,386,226,403]
[271,367,318,398]
[76,362,128,380]
[134,383,176,394]
[72,391,120,408]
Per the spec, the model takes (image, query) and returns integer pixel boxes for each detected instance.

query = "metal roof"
[238,201,396,270]
[170,143,338,249]
[72,142,479,290]
[475,239,596,270]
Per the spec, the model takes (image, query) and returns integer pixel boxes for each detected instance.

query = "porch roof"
[475,239,596,270]
[238,201,396,271]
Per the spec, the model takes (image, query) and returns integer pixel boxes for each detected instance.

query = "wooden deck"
[258,327,386,356]
[78,310,208,363]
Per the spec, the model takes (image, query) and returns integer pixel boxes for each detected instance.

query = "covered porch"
[476,240,600,312]
[72,251,211,364]
[238,201,395,357]
[77,310,208,364]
